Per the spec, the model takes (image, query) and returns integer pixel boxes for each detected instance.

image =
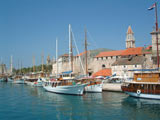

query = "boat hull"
[85,83,103,92]
[43,84,87,95]
[125,91,160,100]
[7,78,13,82]
[33,82,43,87]
[13,79,25,84]
[0,78,8,82]
[25,81,34,86]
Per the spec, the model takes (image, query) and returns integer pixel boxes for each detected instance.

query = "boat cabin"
[122,72,160,95]
[59,71,76,80]
[133,72,160,83]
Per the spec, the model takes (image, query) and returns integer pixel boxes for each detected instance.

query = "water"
[0,83,160,120]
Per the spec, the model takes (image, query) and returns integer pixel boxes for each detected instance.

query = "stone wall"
[151,31,160,57]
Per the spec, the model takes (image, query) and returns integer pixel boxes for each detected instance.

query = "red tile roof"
[95,50,125,57]
[121,47,143,56]
[127,26,133,34]
[95,47,150,57]
[92,68,112,77]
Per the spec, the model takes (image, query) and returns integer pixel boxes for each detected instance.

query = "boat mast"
[20,60,22,75]
[71,31,73,72]
[56,38,58,78]
[155,2,159,69]
[17,59,19,75]
[41,52,44,72]
[85,27,88,75]
[10,55,13,75]
[69,24,73,72]
[32,56,35,73]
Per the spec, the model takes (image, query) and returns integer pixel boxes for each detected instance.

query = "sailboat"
[80,28,103,92]
[43,25,87,95]
[32,54,45,87]
[13,60,25,84]
[25,56,40,86]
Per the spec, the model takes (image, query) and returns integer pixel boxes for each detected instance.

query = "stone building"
[52,54,70,75]
[94,26,153,78]
[52,49,110,76]
[95,47,153,78]
[151,29,160,65]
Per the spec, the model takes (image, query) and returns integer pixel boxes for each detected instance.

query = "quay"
[102,83,122,92]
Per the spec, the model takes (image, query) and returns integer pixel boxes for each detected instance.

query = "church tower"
[126,26,135,49]
[46,55,51,65]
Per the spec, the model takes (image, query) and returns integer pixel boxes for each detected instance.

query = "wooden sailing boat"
[24,56,39,85]
[13,60,25,84]
[43,25,87,95]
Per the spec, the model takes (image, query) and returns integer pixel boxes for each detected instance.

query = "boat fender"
[137,89,141,95]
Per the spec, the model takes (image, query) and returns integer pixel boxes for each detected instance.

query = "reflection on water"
[121,96,160,120]
[1,83,160,120]
[26,86,103,120]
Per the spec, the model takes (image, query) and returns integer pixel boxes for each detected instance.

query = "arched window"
[102,64,106,69]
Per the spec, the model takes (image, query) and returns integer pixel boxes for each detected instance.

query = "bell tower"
[126,26,135,49]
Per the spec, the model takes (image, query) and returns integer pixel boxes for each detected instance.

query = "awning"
[61,71,72,75]
[128,68,158,71]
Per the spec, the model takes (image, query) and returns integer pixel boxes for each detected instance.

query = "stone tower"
[46,55,51,65]
[126,26,135,49]
[150,29,160,64]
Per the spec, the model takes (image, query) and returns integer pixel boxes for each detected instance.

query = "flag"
[148,3,156,10]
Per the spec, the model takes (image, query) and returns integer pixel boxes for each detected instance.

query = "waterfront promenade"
[0,82,160,120]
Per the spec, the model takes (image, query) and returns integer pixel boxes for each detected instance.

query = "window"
[135,65,137,68]
[101,57,103,60]
[102,64,106,69]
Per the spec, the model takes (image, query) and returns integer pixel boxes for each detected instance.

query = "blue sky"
[0,0,158,68]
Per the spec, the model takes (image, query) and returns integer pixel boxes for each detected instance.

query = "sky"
[0,0,159,68]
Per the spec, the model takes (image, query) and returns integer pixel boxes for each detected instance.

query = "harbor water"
[0,83,160,120]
